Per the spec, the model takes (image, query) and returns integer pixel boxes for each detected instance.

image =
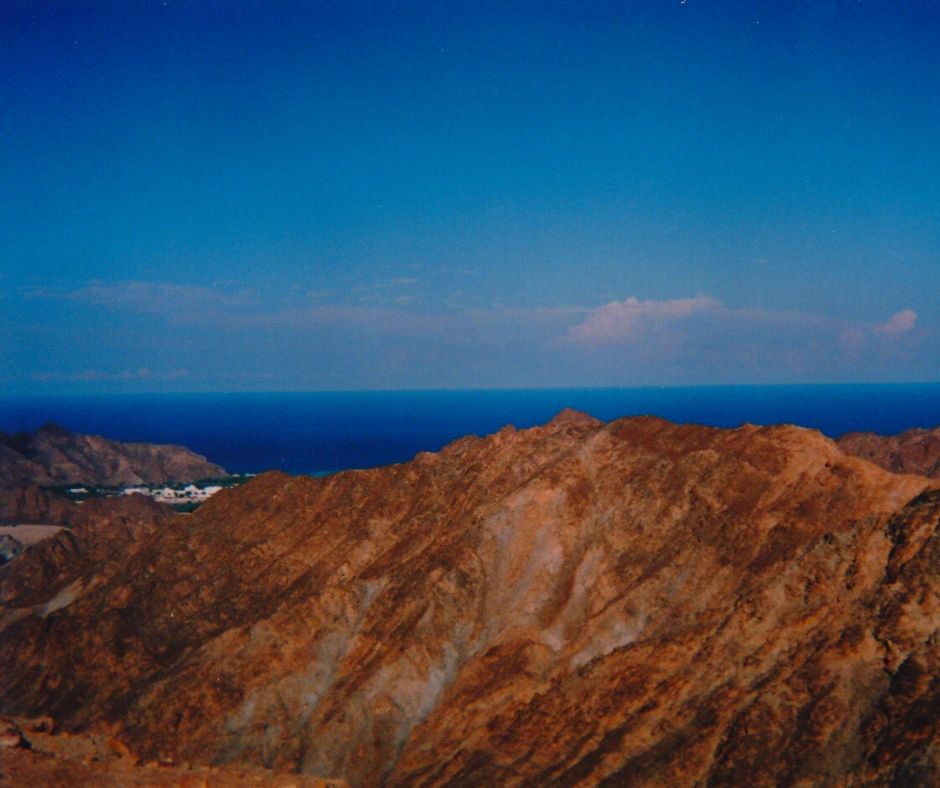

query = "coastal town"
[64,476,251,510]
[121,483,224,505]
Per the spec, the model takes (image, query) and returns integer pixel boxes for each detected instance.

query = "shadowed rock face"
[0,485,78,525]
[0,484,174,529]
[839,426,940,479]
[0,534,22,564]
[0,423,225,487]
[2,412,940,786]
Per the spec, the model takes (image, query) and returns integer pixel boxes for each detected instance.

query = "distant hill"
[0,423,225,487]
[838,425,940,478]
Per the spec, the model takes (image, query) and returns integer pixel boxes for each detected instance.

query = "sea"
[1,384,939,477]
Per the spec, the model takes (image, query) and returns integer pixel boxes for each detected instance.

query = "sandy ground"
[0,525,65,546]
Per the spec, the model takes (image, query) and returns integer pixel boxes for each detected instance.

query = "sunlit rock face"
[2,412,940,786]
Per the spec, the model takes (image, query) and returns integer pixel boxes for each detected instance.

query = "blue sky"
[2,0,938,392]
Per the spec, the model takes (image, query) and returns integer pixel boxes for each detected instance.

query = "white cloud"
[27,280,925,376]
[873,309,917,336]
[566,295,722,343]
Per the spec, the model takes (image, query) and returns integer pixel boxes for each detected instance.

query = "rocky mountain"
[0,423,225,487]
[839,426,940,479]
[2,412,940,785]
[0,484,173,527]
[0,485,90,526]
[0,493,173,600]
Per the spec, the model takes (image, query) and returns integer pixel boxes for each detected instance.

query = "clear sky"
[2,0,938,393]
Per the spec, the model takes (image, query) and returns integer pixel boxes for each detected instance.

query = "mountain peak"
[547,407,601,429]
[35,421,72,436]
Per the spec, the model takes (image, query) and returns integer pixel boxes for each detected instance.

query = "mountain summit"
[2,414,940,785]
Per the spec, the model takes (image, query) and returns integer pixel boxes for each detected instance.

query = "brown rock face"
[839,426,940,479]
[0,484,173,528]
[2,414,940,786]
[0,493,173,610]
[0,422,225,487]
[0,485,86,525]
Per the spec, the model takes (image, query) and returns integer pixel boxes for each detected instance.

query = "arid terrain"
[0,486,174,567]
[0,483,173,528]
[3,412,940,785]
[838,426,940,479]
[0,716,345,786]
[0,423,225,487]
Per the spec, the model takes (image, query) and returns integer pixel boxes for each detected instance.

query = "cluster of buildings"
[122,484,224,505]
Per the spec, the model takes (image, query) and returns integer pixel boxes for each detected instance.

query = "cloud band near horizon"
[6,278,925,392]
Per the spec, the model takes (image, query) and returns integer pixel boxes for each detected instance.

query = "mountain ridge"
[2,412,940,785]
[0,423,225,487]
[838,425,940,479]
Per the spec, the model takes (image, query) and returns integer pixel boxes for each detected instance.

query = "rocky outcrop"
[0,423,225,487]
[839,426,940,479]
[2,413,940,785]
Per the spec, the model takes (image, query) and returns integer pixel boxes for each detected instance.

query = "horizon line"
[3,380,940,398]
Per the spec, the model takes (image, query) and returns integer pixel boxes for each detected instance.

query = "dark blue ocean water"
[1,385,938,476]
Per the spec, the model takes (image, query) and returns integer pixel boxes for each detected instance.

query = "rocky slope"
[839,426,940,479]
[0,423,225,487]
[0,484,173,527]
[0,493,173,607]
[2,412,940,785]
[0,485,76,525]
[0,485,174,568]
